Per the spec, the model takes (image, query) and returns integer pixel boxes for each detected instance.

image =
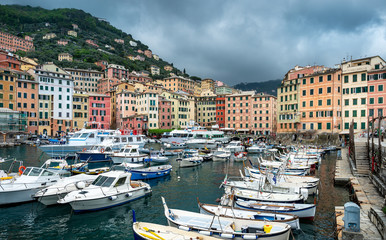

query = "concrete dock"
[334,147,384,239]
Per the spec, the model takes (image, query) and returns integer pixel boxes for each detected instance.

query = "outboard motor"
[300,188,309,201]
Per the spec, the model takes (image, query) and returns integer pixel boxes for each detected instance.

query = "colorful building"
[225,91,254,133]
[72,89,89,131]
[136,92,159,129]
[216,95,226,128]
[251,93,277,135]
[201,78,216,93]
[58,53,73,62]
[196,90,216,127]
[65,68,103,93]
[116,90,137,129]
[0,31,34,52]
[341,56,385,132]
[88,93,111,129]
[158,96,172,129]
[162,76,197,94]
[0,68,18,110]
[150,65,160,75]
[144,50,153,58]
[105,64,128,80]
[367,66,386,120]
[299,68,342,133]
[0,50,21,70]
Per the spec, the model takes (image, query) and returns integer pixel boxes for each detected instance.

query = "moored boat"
[176,149,203,168]
[126,165,172,180]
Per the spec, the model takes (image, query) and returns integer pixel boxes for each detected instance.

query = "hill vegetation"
[233,79,281,95]
[0,4,185,78]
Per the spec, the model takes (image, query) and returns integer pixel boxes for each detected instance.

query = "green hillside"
[233,79,281,96]
[0,4,184,78]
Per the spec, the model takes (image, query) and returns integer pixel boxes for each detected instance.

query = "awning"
[236,129,250,132]
[220,128,235,131]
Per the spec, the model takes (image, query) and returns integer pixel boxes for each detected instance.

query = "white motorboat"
[225,141,245,153]
[247,144,266,153]
[0,167,65,206]
[245,167,320,185]
[235,199,316,221]
[198,200,301,230]
[233,152,247,162]
[225,186,306,204]
[212,148,231,162]
[110,145,148,164]
[34,174,98,206]
[176,150,203,168]
[144,151,169,164]
[162,197,291,240]
[58,171,151,212]
[163,141,187,149]
[185,138,217,149]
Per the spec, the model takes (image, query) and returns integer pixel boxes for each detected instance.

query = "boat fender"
[126,193,133,197]
[141,173,147,176]
[109,195,118,201]
[198,230,212,236]
[220,233,234,238]
[242,235,258,239]
[76,181,86,189]
[178,226,191,231]
[263,224,272,233]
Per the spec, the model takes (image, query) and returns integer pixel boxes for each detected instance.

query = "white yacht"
[110,145,148,164]
[58,171,151,212]
[225,141,245,153]
[176,150,203,168]
[212,148,231,161]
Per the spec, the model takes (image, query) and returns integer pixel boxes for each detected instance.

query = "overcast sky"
[3,0,386,85]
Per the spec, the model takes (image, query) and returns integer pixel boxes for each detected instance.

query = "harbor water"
[0,145,349,239]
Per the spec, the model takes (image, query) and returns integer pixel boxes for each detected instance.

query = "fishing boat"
[110,145,148,164]
[162,197,291,240]
[235,199,316,220]
[126,165,172,180]
[225,141,245,153]
[58,171,151,212]
[197,199,300,230]
[212,148,231,162]
[245,167,320,185]
[0,167,66,206]
[143,151,169,164]
[34,174,98,206]
[224,186,306,204]
[132,211,220,240]
[176,150,203,168]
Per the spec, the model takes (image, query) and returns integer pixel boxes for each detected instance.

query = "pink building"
[368,67,386,118]
[105,64,128,80]
[57,39,69,46]
[116,90,137,129]
[88,93,111,129]
[144,50,153,58]
[251,93,277,135]
[123,115,148,135]
[86,39,99,48]
[95,60,108,71]
[97,78,121,94]
[114,39,124,44]
[158,96,172,129]
[0,31,35,52]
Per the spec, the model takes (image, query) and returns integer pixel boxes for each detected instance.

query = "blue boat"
[127,165,172,180]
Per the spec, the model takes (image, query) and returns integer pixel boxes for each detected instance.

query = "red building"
[105,64,128,80]
[0,50,21,70]
[122,114,148,135]
[216,95,226,128]
[89,93,111,129]
[158,96,172,129]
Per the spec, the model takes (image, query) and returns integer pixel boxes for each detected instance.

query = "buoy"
[264,224,272,233]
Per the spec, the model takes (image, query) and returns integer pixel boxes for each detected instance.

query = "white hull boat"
[110,145,148,164]
[247,145,266,153]
[58,171,151,212]
[198,200,301,230]
[162,197,291,240]
[177,150,203,168]
[225,141,245,153]
[235,199,316,221]
[34,174,98,206]
[185,139,217,149]
[212,148,231,162]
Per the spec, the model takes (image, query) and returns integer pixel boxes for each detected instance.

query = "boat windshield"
[72,133,81,138]
[80,133,89,138]
[28,168,43,176]
[22,167,32,176]
[92,175,115,187]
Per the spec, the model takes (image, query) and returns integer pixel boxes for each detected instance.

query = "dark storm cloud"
[3,0,386,85]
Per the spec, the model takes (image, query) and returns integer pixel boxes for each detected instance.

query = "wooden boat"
[132,211,220,240]
[197,199,300,230]
[224,186,306,204]
[162,197,291,240]
[235,199,316,221]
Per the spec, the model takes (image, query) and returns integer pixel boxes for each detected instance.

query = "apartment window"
[309,112,313,118]
[370,86,375,92]
[318,100,322,106]
[310,89,314,95]
[378,97,384,104]
[361,122,366,129]
[369,109,374,116]
[353,122,357,129]
[361,98,366,105]
[327,99,331,106]
[344,123,349,129]
[303,79,306,84]
[353,110,357,117]
[361,110,366,117]
[59,95,62,100]
[319,76,323,82]
[345,111,349,117]
[344,99,349,106]
[318,123,322,129]
[302,90,306,96]
[361,73,366,81]
[353,99,357,105]
[370,98,374,104]
[327,123,331,130]
[302,101,306,107]
[310,123,314,129]
[378,85,384,92]
[310,78,314,84]
[59,103,62,108]
[327,75,332,81]
[344,76,348,83]
[318,88,323,94]
[310,101,313,107]
[327,87,331,93]
[353,74,357,82]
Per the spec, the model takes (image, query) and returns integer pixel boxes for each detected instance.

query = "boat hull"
[130,167,172,180]
[76,152,112,162]
[110,156,147,164]
[68,188,151,212]
[0,188,40,205]
[212,155,230,162]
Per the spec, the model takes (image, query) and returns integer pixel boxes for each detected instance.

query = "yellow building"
[19,57,38,71]
[67,30,77,37]
[162,76,198,94]
[164,65,173,71]
[196,90,216,127]
[58,53,73,62]
[0,68,17,110]
[72,89,89,130]
[341,56,386,132]
[201,78,215,93]
[161,91,195,129]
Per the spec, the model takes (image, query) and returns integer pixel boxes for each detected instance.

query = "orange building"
[0,31,34,52]
[299,68,342,133]
[16,72,38,134]
[0,68,17,110]
[367,67,386,119]
[162,76,197,94]
[251,93,277,135]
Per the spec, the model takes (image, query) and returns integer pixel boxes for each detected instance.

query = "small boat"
[176,150,203,168]
[197,199,301,230]
[0,167,66,206]
[34,174,98,206]
[126,165,172,180]
[233,152,247,162]
[132,211,220,240]
[164,141,187,149]
[58,171,151,212]
[144,151,169,164]
[235,199,316,220]
[110,145,148,164]
[245,167,320,185]
[162,197,291,240]
[225,141,245,153]
[225,186,306,204]
[212,148,231,162]
[70,160,112,175]
[185,138,217,149]
[247,144,266,153]
[76,143,115,162]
